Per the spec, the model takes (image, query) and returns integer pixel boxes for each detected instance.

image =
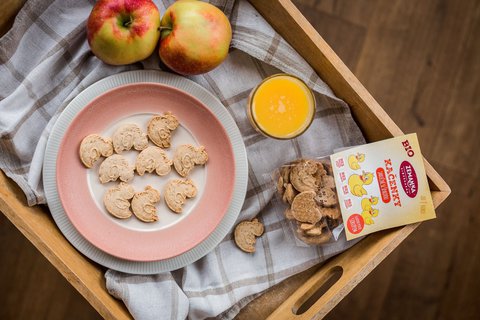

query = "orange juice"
[247,74,315,139]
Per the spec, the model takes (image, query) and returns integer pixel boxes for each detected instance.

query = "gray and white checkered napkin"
[0,0,365,318]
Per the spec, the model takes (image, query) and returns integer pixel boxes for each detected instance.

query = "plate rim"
[43,70,248,274]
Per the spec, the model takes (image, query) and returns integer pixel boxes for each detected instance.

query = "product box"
[330,133,436,240]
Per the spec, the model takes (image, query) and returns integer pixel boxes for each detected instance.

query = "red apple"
[87,0,160,65]
[159,0,232,75]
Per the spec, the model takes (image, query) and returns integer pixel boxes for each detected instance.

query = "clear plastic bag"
[273,157,344,247]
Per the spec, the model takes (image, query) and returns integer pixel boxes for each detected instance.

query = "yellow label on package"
[330,133,436,240]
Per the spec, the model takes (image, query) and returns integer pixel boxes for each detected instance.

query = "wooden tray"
[0,0,450,319]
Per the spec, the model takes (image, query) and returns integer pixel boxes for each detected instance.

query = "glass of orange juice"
[247,74,316,139]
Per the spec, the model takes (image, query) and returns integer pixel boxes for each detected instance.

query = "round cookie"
[291,191,322,224]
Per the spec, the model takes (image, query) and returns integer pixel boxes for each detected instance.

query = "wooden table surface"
[1,0,479,319]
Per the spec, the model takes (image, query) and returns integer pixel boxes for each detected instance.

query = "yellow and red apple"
[159,0,232,75]
[87,0,160,65]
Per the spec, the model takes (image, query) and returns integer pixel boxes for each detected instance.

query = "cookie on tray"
[234,218,264,253]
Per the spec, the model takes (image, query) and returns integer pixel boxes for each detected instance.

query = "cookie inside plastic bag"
[274,157,344,246]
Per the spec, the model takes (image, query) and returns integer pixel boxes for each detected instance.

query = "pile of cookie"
[78,112,208,223]
[277,159,341,245]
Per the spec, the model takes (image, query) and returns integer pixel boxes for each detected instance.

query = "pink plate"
[56,83,235,262]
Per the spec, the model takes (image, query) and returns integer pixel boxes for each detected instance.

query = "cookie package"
[274,157,344,247]
[273,133,436,246]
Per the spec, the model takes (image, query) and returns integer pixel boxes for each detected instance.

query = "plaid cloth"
[0,0,365,319]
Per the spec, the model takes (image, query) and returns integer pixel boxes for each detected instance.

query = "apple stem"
[159,26,172,31]
[124,19,133,27]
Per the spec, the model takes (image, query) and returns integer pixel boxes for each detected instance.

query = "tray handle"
[266,223,420,320]
[267,265,344,320]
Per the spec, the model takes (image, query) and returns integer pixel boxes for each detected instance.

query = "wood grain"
[286,0,479,319]
[0,212,101,320]
[0,0,467,319]
[0,171,131,320]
